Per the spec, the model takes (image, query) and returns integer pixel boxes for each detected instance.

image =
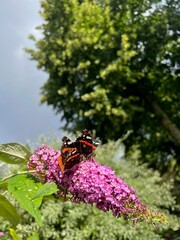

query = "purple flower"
[27,145,166,224]
[27,144,62,184]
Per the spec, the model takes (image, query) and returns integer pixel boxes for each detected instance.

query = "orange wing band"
[79,140,97,150]
[58,155,64,172]
[66,153,80,162]
[62,147,77,153]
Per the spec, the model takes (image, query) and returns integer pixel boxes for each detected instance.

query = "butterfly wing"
[59,136,80,172]
[75,129,99,158]
[59,131,99,172]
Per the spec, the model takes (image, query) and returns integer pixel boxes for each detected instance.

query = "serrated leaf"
[9,228,22,240]
[0,194,20,226]
[8,175,43,226]
[0,143,32,164]
[32,182,58,199]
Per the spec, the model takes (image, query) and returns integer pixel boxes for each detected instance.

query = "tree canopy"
[26,0,180,171]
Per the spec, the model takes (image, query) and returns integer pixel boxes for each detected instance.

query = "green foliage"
[0,140,179,239]
[26,0,180,173]
[0,143,32,164]
[27,233,40,240]
[0,142,58,229]
[9,228,22,240]
[0,195,20,226]
[27,130,61,151]
[32,182,58,200]
[8,175,43,226]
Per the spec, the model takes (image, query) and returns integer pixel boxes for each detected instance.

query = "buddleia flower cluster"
[27,144,166,225]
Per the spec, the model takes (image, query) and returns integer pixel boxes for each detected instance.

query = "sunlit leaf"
[0,143,32,164]
[9,228,21,240]
[27,233,39,240]
[0,194,20,226]
[8,174,43,225]
[0,179,8,190]
[32,182,58,199]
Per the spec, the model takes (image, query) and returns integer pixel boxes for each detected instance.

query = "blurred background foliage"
[0,138,179,239]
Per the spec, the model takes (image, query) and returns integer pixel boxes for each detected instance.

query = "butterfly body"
[58,129,99,172]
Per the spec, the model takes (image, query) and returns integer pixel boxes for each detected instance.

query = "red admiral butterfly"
[58,129,99,172]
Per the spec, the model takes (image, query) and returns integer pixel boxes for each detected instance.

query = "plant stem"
[2,170,35,182]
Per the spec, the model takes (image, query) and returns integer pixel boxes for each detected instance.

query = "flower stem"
[2,170,36,182]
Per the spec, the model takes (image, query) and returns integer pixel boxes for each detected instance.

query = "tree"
[26,0,180,171]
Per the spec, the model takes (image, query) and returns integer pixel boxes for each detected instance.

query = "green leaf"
[0,143,32,164]
[8,175,43,226]
[9,228,22,240]
[0,179,8,190]
[32,182,58,199]
[0,194,20,226]
[27,233,39,240]
[0,179,4,187]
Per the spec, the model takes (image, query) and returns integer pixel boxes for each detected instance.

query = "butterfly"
[58,129,99,172]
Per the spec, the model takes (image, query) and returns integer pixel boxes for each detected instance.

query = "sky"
[0,0,63,144]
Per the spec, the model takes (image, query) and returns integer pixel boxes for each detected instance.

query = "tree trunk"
[144,94,180,148]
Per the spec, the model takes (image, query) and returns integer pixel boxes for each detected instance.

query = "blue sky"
[0,1,63,144]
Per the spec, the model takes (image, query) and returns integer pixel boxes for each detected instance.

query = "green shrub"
[0,139,179,239]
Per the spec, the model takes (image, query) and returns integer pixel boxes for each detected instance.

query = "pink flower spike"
[27,145,62,184]
[27,145,166,225]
